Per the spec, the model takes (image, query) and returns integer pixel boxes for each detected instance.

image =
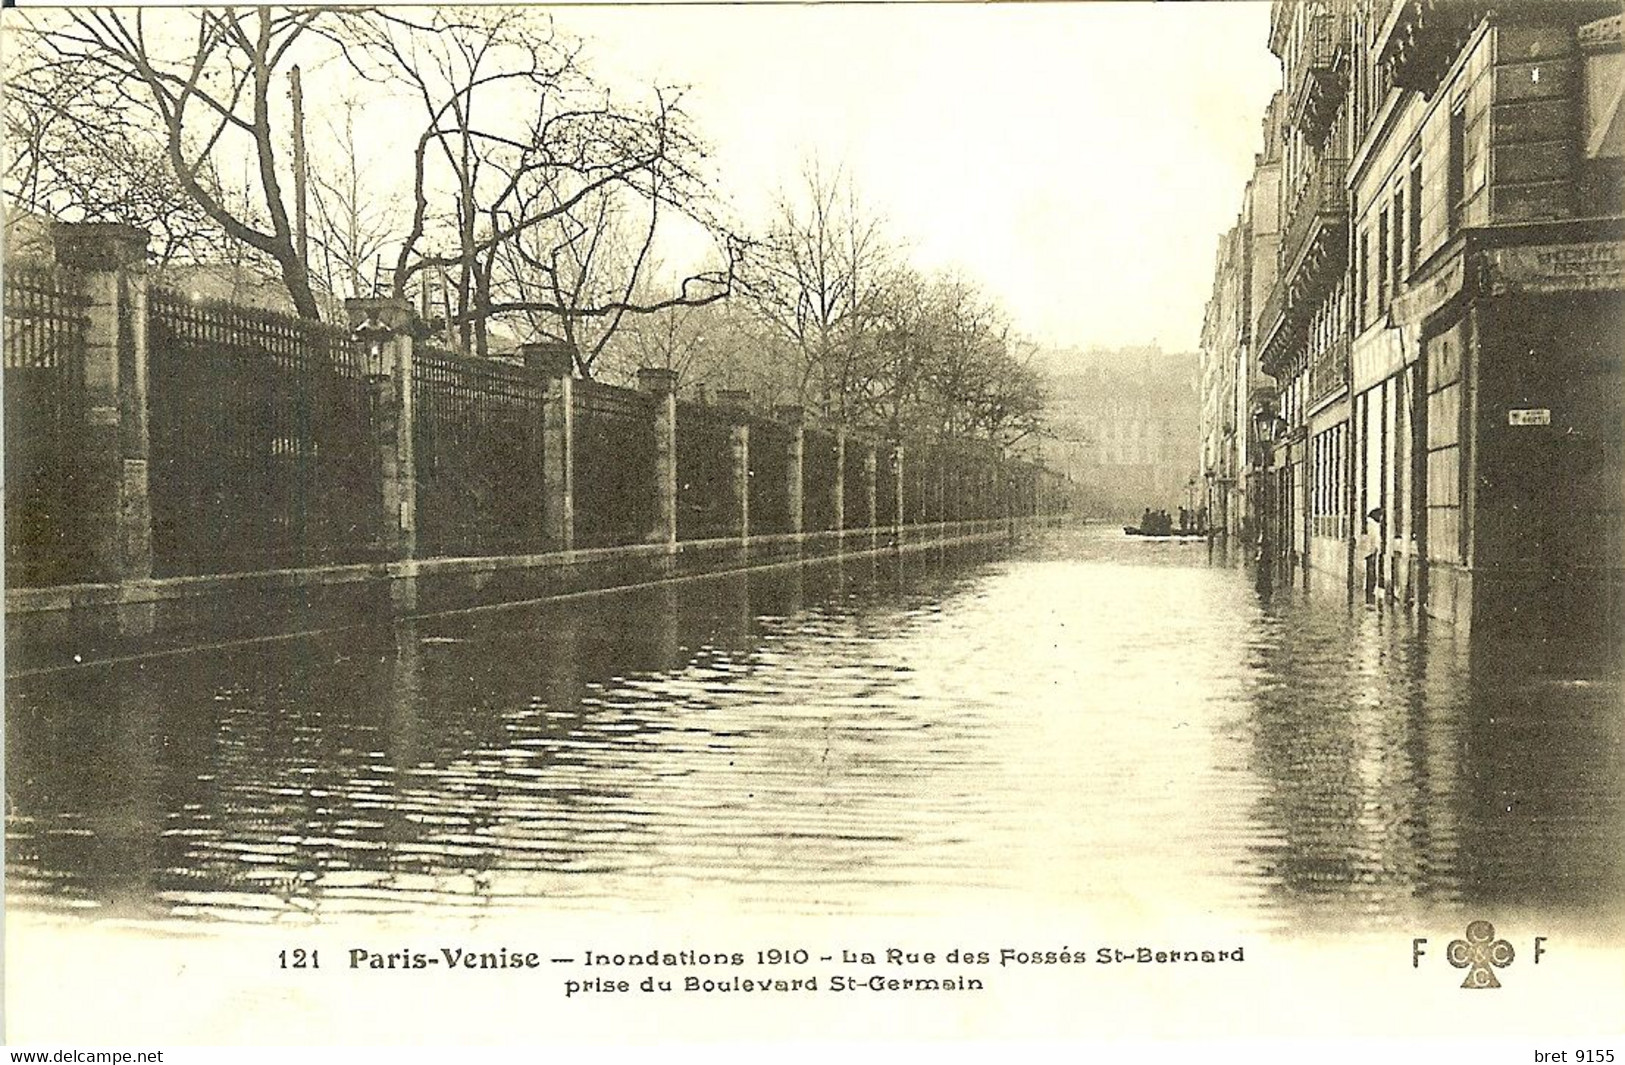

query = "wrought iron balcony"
[1281,155,1349,306]
[1375,0,1611,92]
[1286,10,1349,141]
[1259,156,1348,381]
[1373,0,1486,94]
[1308,335,1350,407]
[1256,281,1286,363]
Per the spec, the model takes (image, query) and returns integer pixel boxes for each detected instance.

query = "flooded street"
[7,526,1623,936]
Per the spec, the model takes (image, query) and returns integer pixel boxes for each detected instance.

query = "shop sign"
[1507,408,1551,426]
[1392,256,1467,325]
[1486,241,1625,294]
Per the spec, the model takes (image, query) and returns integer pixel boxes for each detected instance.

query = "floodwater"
[7,526,1623,935]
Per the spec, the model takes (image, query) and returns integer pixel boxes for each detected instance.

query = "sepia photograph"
[2,0,1622,1055]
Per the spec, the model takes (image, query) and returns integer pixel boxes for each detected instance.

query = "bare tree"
[746,160,894,418]
[338,8,740,367]
[601,295,786,398]
[306,94,399,315]
[926,277,1046,446]
[2,39,225,265]
[14,7,341,317]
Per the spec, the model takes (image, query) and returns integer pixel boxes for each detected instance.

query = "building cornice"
[1347,88,1408,190]
[1350,16,1494,196]
[1579,14,1622,53]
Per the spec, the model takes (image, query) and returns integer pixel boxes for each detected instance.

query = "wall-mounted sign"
[1508,408,1552,426]
[1486,242,1625,294]
[1391,256,1467,326]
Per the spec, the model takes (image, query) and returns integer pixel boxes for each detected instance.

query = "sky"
[552,2,1282,357]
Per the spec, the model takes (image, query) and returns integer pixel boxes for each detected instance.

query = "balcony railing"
[1308,335,1350,407]
[1256,280,1287,376]
[1281,155,1349,298]
[1374,0,1485,94]
[1286,11,1349,140]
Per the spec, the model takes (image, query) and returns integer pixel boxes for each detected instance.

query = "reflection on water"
[6,528,1623,933]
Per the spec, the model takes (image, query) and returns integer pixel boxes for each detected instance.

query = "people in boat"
[1131,508,1184,536]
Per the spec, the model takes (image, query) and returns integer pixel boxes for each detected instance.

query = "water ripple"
[7,528,1622,933]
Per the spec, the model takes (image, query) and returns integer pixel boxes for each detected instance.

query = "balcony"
[1286,11,1349,142]
[1373,0,1484,94]
[1259,156,1347,380]
[1256,281,1288,377]
[1281,154,1349,309]
[1308,335,1350,407]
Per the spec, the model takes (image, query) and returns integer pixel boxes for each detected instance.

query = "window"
[1310,425,1347,539]
[1448,104,1466,230]
[1407,152,1423,271]
[1377,209,1390,314]
[1392,186,1406,289]
[1357,230,1369,331]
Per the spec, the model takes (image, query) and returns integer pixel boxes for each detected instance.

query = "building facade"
[1200,222,1245,536]
[1223,0,1623,636]
[1258,0,1360,595]
[1201,95,1285,543]
[1047,345,1202,522]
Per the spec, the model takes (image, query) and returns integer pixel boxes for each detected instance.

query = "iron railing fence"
[412,348,548,558]
[842,437,869,528]
[572,378,657,548]
[146,289,384,577]
[875,443,901,527]
[746,416,793,536]
[801,427,841,533]
[676,401,738,541]
[4,265,93,586]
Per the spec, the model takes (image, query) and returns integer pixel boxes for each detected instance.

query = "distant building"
[160,261,299,315]
[1044,344,1201,521]
[2,207,56,263]
[1201,96,1284,543]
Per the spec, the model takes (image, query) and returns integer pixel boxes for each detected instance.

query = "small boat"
[1125,507,1206,540]
[1123,525,1208,540]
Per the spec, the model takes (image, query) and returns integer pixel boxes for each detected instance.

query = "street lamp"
[350,313,394,380]
[1251,407,1288,593]
[1252,408,1287,449]
[346,297,419,380]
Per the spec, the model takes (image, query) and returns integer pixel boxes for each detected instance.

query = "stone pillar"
[982,447,996,521]
[981,449,995,521]
[971,452,984,521]
[523,342,575,552]
[774,404,806,536]
[57,223,152,583]
[863,441,879,531]
[995,454,1010,524]
[718,390,752,541]
[638,367,679,550]
[346,297,417,561]
[832,427,847,533]
[892,443,907,533]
